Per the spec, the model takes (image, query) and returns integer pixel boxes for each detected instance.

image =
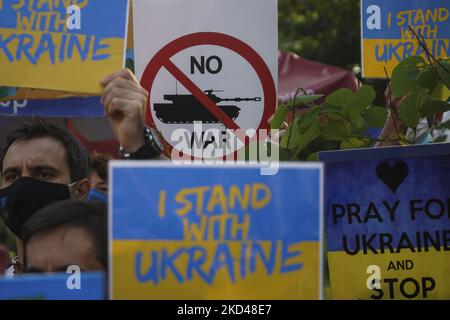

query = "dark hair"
[22,200,107,269]
[91,152,114,181]
[0,117,91,182]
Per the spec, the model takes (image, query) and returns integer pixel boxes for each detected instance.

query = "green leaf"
[416,66,439,90]
[293,94,324,104]
[340,137,371,150]
[363,106,388,128]
[281,120,320,152]
[323,112,346,122]
[325,88,354,107]
[306,152,318,161]
[280,119,301,150]
[431,81,450,101]
[391,56,425,97]
[241,141,287,162]
[397,87,429,128]
[297,106,321,131]
[320,121,348,141]
[419,100,450,117]
[270,105,289,130]
[355,85,376,105]
[296,121,321,152]
[437,60,450,89]
[352,115,368,132]
[320,103,343,114]
[346,85,376,121]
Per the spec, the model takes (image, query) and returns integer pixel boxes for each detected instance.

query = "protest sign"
[0,87,89,102]
[134,0,277,159]
[0,0,129,94]
[0,272,105,300]
[319,143,450,299]
[109,163,323,300]
[361,0,450,78]
[0,96,104,117]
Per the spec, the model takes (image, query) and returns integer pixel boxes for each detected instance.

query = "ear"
[72,178,91,200]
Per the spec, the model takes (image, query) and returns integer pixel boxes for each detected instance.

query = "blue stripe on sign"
[0,0,128,38]
[326,155,450,252]
[0,97,104,118]
[112,166,321,242]
[361,0,450,39]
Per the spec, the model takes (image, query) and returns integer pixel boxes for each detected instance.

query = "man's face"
[1,136,71,188]
[25,226,104,273]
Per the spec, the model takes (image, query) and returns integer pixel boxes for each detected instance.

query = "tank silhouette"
[154,89,262,124]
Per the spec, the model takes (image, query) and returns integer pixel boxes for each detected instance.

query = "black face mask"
[0,177,72,238]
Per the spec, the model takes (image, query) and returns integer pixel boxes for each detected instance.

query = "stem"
[408,25,450,75]
[286,88,302,155]
[330,112,362,133]
[383,67,403,139]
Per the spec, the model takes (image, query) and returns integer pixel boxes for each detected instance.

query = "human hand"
[101,69,149,153]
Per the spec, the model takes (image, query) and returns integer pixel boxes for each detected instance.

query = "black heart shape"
[376,161,409,194]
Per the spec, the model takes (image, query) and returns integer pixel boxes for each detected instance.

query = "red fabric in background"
[278,51,358,99]
[67,119,119,158]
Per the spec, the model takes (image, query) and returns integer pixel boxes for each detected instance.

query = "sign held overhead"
[134,0,278,159]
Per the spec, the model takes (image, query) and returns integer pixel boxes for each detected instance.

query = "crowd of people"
[0,69,164,277]
[0,68,448,279]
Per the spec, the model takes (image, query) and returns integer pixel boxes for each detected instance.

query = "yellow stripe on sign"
[0,28,125,93]
[362,38,449,78]
[111,240,320,300]
[328,249,450,300]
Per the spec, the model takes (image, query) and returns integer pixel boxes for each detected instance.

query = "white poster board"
[134,0,278,159]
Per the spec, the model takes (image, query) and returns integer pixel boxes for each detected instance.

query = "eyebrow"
[2,166,20,175]
[3,164,60,176]
[30,165,60,174]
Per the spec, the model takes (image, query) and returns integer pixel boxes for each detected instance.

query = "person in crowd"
[0,68,163,276]
[0,118,92,276]
[21,200,107,273]
[100,69,165,160]
[88,152,113,203]
[377,84,449,147]
[91,152,112,194]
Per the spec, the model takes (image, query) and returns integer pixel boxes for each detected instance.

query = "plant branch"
[408,25,450,75]
[286,88,302,153]
[383,67,403,139]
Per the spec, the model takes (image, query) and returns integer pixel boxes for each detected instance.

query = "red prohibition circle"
[140,32,276,157]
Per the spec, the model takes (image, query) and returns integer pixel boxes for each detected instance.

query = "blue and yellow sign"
[0,272,105,300]
[361,0,450,78]
[0,0,129,93]
[320,143,450,300]
[109,163,323,300]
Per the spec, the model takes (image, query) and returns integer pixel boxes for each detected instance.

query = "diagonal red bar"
[162,59,247,137]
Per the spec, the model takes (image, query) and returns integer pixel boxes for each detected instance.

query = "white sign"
[133,0,278,158]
